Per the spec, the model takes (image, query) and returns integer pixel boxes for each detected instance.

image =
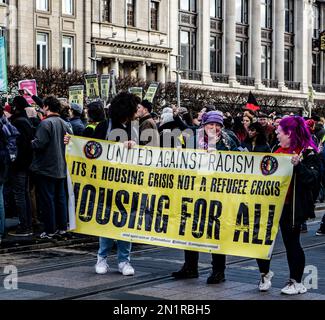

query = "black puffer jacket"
[10,111,35,172]
[293,149,321,226]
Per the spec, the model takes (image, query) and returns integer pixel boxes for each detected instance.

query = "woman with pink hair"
[259,116,321,295]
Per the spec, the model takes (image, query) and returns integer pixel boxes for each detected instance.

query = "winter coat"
[292,149,321,226]
[10,111,35,172]
[70,117,85,136]
[30,115,69,179]
[241,140,271,153]
[139,115,159,146]
[93,119,137,142]
[0,119,9,184]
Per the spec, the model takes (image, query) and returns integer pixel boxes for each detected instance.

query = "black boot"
[206,271,225,284]
[171,265,199,279]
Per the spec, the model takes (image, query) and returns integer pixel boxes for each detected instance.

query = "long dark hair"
[245,122,268,146]
[233,116,247,142]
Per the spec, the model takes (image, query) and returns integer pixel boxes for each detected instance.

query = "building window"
[236,40,248,76]
[180,30,196,70]
[36,32,48,70]
[313,5,320,39]
[236,0,248,24]
[210,0,222,19]
[284,48,294,81]
[285,0,294,33]
[180,0,196,13]
[261,0,272,29]
[62,36,73,72]
[261,44,272,79]
[0,27,6,38]
[36,0,49,11]
[62,0,73,15]
[102,0,111,23]
[210,36,222,73]
[127,0,135,27]
[151,1,159,31]
[312,53,320,84]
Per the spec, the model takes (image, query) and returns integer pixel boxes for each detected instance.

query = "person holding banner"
[239,121,275,291]
[83,101,106,138]
[267,116,321,295]
[172,111,238,284]
[93,92,140,276]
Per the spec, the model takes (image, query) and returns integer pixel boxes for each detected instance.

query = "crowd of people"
[1,89,325,295]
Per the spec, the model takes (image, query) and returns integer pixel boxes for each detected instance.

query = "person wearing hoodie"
[8,96,34,237]
[159,107,183,148]
[70,103,86,136]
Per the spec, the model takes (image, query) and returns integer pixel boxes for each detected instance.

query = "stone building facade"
[1,0,325,104]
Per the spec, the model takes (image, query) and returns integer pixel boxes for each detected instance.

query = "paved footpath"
[0,212,324,301]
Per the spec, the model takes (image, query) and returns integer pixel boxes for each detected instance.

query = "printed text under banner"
[66,136,293,259]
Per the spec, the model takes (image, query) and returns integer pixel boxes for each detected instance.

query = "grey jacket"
[30,115,69,179]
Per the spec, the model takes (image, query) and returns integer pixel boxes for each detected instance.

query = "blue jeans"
[36,175,68,234]
[98,237,132,263]
[0,184,4,236]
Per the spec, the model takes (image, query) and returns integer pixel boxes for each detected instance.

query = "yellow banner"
[66,136,293,259]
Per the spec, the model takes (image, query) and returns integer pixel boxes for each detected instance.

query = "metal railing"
[285,81,301,91]
[262,79,279,88]
[181,70,202,81]
[237,76,255,86]
[211,73,229,84]
[313,84,325,93]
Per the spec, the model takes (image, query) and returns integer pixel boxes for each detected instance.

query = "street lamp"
[86,41,102,74]
[171,54,183,108]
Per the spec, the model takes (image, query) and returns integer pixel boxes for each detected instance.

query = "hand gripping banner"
[66,137,293,259]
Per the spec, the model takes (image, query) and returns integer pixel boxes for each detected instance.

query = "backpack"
[0,116,20,162]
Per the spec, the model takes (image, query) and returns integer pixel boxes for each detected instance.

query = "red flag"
[245,91,260,111]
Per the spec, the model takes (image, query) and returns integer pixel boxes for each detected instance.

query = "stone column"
[138,62,147,81]
[84,0,92,72]
[225,0,238,87]
[111,58,119,79]
[102,65,109,74]
[169,0,179,82]
[158,64,166,83]
[296,0,313,93]
[251,0,263,89]
[274,0,285,90]
[200,0,212,84]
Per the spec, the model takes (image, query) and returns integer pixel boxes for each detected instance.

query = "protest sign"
[144,82,159,103]
[129,87,143,100]
[69,85,84,106]
[18,79,37,105]
[85,74,100,99]
[0,37,7,93]
[66,136,293,259]
[100,74,111,101]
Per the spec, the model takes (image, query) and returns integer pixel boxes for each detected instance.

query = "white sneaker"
[258,271,274,292]
[281,279,307,295]
[118,261,135,276]
[95,256,109,274]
